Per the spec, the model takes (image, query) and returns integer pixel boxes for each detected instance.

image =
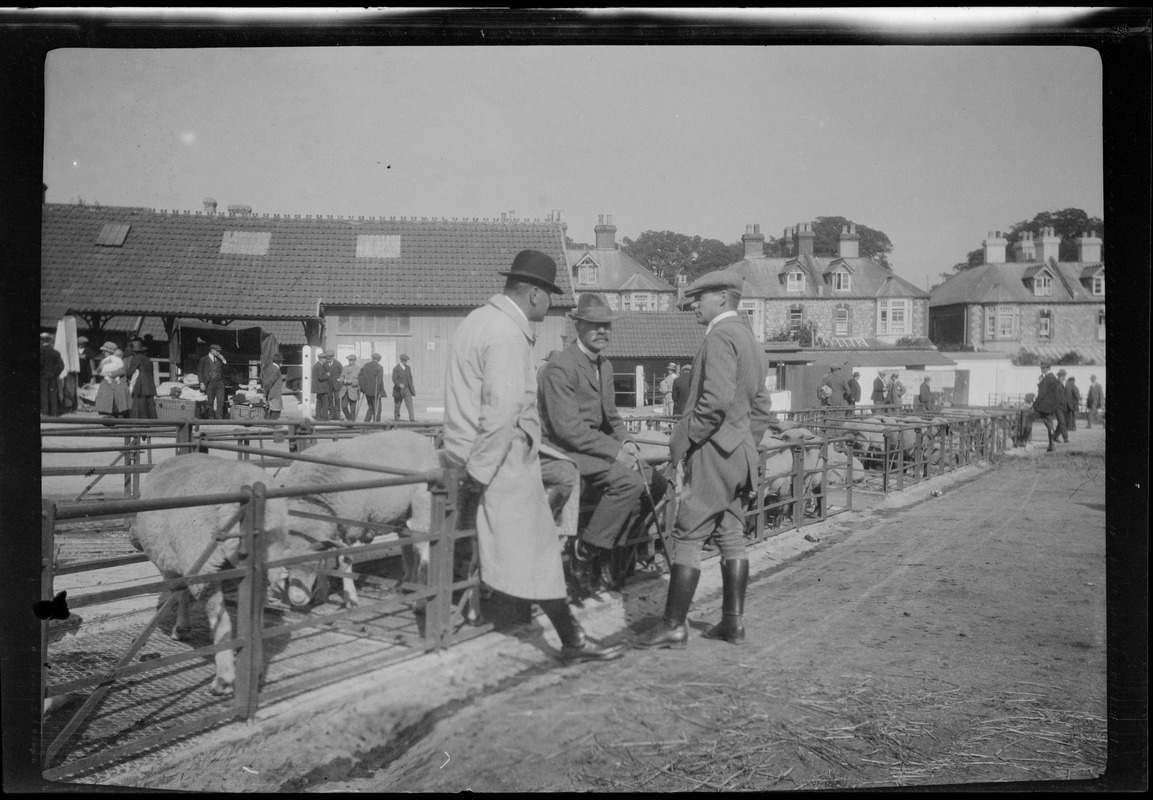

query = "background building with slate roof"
[41,199,575,411]
[928,228,1105,363]
[565,214,678,312]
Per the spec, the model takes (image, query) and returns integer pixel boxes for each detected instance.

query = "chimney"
[1075,230,1102,263]
[741,223,765,259]
[1034,225,1061,262]
[203,197,217,215]
[837,222,860,259]
[1011,231,1036,262]
[227,203,251,217]
[982,230,1008,264]
[796,222,815,257]
[595,213,616,250]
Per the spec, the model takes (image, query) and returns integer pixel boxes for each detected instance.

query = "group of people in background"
[310,350,414,423]
[659,361,694,417]
[1025,364,1101,452]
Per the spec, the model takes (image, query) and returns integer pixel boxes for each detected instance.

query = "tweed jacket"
[669,315,774,489]
[537,342,629,473]
[392,363,415,396]
[1033,372,1062,414]
[339,362,360,401]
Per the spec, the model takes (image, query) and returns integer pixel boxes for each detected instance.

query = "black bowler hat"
[500,249,564,295]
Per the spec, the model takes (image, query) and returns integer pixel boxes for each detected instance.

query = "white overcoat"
[443,294,567,600]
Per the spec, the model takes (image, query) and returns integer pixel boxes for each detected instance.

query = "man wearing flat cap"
[392,354,416,422]
[311,350,335,421]
[40,332,64,417]
[445,249,623,663]
[1053,368,1070,443]
[538,293,667,594]
[198,343,227,419]
[638,269,773,650]
[358,352,386,422]
[339,354,361,421]
[1027,363,1062,452]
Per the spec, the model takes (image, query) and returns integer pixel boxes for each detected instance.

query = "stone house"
[928,228,1105,363]
[565,214,678,312]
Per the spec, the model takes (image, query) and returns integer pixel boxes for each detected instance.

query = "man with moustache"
[538,293,667,593]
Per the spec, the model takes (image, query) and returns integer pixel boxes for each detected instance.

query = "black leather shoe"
[702,559,748,645]
[702,613,746,644]
[635,619,689,649]
[560,636,626,663]
[635,564,701,650]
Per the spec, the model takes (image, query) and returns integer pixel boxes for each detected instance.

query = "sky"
[41,12,1105,293]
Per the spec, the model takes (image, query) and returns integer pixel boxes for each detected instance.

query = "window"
[95,223,130,247]
[834,306,849,336]
[786,270,805,293]
[739,299,764,342]
[355,234,402,258]
[1038,309,1051,339]
[1033,273,1052,296]
[788,305,803,333]
[877,299,910,336]
[1092,273,1104,296]
[578,263,598,285]
[1097,309,1105,341]
[623,292,655,311]
[220,231,271,255]
[337,313,410,335]
[832,271,851,291]
[985,307,996,340]
[997,306,1016,339]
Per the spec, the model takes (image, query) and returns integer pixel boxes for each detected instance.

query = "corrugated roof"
[41,203,575,320]
[576,311,705,359]
[801,348,957,368]
[930,260,1104,307]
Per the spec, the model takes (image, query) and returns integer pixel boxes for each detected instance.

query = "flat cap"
[682,269,743,298]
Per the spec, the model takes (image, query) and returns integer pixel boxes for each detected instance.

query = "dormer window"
[1033,273,1052,297]
[832,270,851,291]
[578,262,598,286]
[786,270,805,293]
[1092,273,1104,296]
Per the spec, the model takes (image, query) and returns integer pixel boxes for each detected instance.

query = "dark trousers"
[314,392,334,421]
[394,388,415,421]
[40,376,61,416]
[579,460,667,550]
[1054,407,1069,442]
[362,394,382,422]
[204,379,225,419]
[1086,405,1100,428]
[1066,408,1078,431]
[341,394,358,421]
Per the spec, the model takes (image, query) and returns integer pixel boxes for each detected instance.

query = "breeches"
[671,450,750,568]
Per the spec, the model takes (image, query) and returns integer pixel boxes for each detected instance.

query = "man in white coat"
[443,249,624,664]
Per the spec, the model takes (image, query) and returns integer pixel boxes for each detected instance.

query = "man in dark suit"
[1085,374,1103,428]
[870,369,887,407]
[392,354,416,421]
[672,365,692,416]
[1030,363,1063,452]
[358,352,387,422]
[847,371,862,407]
[197,343,227,419]
[1053,369,1070,442]
[40,332,64,417]
[538,293,667,592]
[638,269,774,650]
[311,350,334,421]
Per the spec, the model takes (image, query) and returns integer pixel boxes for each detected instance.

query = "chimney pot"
[753,223,760,234]
[204,197,218,214]
[594,213,617,250]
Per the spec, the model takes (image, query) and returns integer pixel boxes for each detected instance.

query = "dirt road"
[77,432,1108,792]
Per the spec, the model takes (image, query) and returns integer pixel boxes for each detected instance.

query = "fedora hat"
[499,249,563,295]
[567,292,621,324]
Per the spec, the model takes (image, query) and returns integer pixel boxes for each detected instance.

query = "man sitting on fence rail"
[538,293,667,594]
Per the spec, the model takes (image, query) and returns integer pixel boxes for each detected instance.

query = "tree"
[564,235,593,251]
[809,216,894,269]
[620,230,746,285]
[953,208,1104,271]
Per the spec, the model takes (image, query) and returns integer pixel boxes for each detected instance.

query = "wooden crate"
[155,397,198,421]
[229,405,267,421]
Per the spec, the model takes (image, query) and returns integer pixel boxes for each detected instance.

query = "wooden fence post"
[790,445,805,531]
[424,475,455,650]
[233,485,266,722]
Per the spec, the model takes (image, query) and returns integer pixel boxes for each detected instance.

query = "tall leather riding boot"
[635,564,701,650]
[538,598,625,664]
[702,559,748,645]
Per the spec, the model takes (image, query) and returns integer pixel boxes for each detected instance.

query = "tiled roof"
[41,203,574,320]
[930,259,1104,307]
[565,247,676,293]
[567,311,705,360]
[725,254,928,300]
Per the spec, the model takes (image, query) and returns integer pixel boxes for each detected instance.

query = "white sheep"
[280,430,442,608]
[129,454,312,696]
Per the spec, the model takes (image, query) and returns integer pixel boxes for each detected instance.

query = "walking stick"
[636,452,677,573]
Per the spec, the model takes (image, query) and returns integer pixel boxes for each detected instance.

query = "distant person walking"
[1085,375,1104,428]
[392,354,416,421]
[40,332,64,417]
[197,343,227,419]
[917,375,932,412]
[358,352,386,422]
[339,354,361,421]
[261,353,285,420]
[1064,376,1081,432]
[1029,363,1063,452]
[1053,369,1070,443]
[125,339,158,419]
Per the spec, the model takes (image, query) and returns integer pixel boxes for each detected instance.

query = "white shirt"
[705,310,739,337]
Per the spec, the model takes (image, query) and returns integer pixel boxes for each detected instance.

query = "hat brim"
[567,310,622,323]
[498,271,564,295]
